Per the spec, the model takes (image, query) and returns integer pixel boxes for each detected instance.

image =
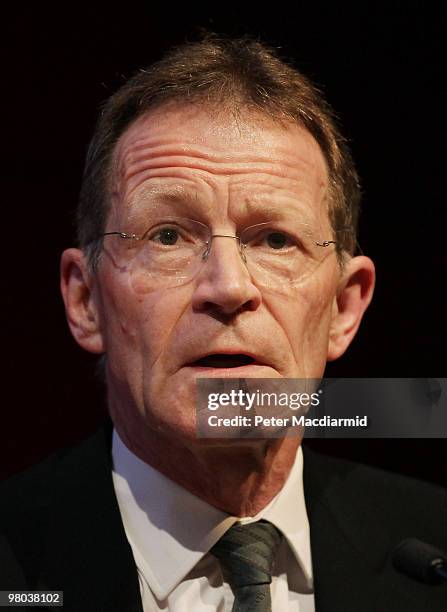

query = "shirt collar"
[111,429,312,601]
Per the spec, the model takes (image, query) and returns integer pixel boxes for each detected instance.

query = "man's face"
[91,104,342,442]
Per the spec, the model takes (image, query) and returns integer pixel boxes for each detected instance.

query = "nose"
[191,234,262,316]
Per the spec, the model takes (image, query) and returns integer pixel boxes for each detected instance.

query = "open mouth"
[191,354,256,368]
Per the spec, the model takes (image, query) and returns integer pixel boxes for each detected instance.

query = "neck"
[116,424,301,516]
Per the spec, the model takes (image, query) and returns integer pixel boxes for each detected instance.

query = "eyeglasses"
[100,216,339,291]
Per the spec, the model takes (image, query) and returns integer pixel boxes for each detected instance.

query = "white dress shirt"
[112,430,315,611]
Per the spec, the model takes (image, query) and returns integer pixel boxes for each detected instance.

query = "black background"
[1,4,446,482]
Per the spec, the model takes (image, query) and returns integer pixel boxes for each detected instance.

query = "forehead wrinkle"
[110,118,330,228]
[228,173,329,223]
[113,102,329,186]
[120,156,309,188]
[127,185,208,220]
[116,168,320,218]
[229,182,322,223]
[112,130,329,207]
[110,169,330,232]
[115,132,325,181]
[118,137,320,167]
[110,177,219,229]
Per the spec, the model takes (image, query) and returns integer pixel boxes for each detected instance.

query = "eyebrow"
[129,186,201,210]
[127,186,318,225]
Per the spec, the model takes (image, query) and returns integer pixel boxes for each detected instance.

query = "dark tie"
[210,520,282,612]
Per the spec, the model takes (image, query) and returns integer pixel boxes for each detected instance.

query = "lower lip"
[184,363,275,377]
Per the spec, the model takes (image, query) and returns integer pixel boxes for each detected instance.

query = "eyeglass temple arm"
[316,240,336,247]
[101,231,139,240]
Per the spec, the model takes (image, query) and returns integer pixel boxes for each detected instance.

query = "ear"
[60,248,105,354]
[327,255,375,361]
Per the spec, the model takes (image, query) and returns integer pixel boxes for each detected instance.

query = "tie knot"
[210,520,282,590]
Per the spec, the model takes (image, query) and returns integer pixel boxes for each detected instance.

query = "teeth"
[194,354,255,368]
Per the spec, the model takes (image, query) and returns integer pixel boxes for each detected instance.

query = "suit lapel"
[302,445,436,611]
[303,445,381,611]
[37,422,143,612]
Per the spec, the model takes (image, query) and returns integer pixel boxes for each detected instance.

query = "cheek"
[99,269,191,373]
[266,275,335,374]
[300,278,336,371]
[99,285,146,383]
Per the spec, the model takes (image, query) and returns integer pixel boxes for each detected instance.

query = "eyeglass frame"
[99,221,338,262]
[91,216,360,288]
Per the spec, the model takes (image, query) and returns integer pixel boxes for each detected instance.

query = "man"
[1,34,446,611]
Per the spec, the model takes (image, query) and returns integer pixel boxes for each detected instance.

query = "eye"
[141,218,209,248]
[241,224,303,252]
[266,232,289,249]
[153,227,179,245]
[145,225,184,246]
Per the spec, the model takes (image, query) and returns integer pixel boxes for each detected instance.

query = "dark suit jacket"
[1,419,447,611]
